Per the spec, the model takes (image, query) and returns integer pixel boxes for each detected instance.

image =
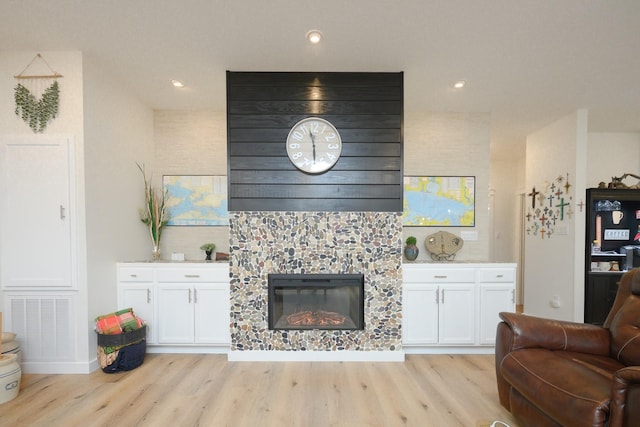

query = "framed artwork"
[162,175,229,226]
[403,176,475,226]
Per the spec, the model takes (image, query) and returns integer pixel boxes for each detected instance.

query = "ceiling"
[2,0,639,160]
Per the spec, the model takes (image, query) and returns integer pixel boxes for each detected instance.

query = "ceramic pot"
[0,354,21,404]
[404,244,419,261]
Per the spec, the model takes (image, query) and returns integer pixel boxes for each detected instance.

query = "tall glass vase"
[151,243,161,261]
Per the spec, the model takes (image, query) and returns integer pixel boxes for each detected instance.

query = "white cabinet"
[403,263,516,353]
[403,266,476,346]
[479,268,516,345]
[1,136,76,289]
[118,266,155,343]
[157,284,194,344]
[117,263,229,353]
[438,284,476,344]
[194,285,230,344]
[1,136,80,370]
[403,284,439,344]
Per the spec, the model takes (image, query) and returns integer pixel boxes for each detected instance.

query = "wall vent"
[8,295,73,361]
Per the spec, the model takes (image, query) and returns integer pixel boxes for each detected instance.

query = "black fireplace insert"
[268,273,365,330]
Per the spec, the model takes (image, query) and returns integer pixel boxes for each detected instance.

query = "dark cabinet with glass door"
[585,188,640,324]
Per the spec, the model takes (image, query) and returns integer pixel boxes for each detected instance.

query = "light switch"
[460,231,478,241]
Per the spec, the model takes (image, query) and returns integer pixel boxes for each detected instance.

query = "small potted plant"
[200,243,216,261]
[404,236,419,261]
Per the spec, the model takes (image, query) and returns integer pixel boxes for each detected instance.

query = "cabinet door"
[479,284,515,345]
[402,284,439,344]
[119,284,156,344]
[157,284,194,344]
[585,273,620,325]
[438,284,475,345]
[194,284,229,344]
[0,136,74,288]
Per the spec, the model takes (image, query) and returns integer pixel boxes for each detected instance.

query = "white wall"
[152,111,495,262]
[82,54,154,358]
[1,51,156,371]
[153,110,228,261]
[524,110,588,321]
[490,156,524,263]
[404,112,491,261]
[586,133,640,188]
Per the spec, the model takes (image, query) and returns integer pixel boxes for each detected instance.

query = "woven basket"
[97,325,146,347]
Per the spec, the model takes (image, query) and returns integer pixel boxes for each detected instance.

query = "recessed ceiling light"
[306,30,323,44]
[453,80,466,89]
[171,79,185,88]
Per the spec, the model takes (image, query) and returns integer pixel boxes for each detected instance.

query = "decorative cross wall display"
[525,173,575,239]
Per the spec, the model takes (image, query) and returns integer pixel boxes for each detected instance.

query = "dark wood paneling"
[228,100,402,115]
[227,72,403,212]
[229,170,401,185]
[230,157,401,171]
[228,129,401,143]
[232,198,402,212]
[229,142,401,158]
[230,184,401,199]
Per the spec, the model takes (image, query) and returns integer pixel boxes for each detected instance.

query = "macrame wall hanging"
[14,53,63,133]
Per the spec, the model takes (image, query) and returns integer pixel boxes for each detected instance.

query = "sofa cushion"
[609,294,640,366]
[500,348,624,426]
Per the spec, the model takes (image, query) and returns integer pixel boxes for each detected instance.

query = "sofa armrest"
[499,312,610,355]
[609,367,640,427]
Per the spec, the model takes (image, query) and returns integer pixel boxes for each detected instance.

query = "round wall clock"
[286,117,342,174]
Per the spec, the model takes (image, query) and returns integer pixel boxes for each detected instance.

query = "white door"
[194,284,229,344]
[438,284,476,345]
[402,284,439,345]
[119,284,156,344]
[479,284,515,345]
[157,284,194,344]
[0,136,74,288]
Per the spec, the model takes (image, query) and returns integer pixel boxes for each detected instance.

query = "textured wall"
[229,211,403,352]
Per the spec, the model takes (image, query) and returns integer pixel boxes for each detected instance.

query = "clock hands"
[309,130,316,163]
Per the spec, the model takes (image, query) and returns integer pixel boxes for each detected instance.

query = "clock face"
[286,117,342,174]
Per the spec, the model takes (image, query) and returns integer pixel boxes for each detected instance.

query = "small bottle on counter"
[592,240,601,253]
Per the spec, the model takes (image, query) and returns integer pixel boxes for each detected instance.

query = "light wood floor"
[1,354,519,427]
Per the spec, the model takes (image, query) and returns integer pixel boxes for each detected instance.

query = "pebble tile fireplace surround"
[228,211,404,361]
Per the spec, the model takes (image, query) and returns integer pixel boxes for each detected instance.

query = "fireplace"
[268,273,365,330]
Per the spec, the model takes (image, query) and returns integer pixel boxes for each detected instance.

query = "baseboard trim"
[403,346,495,355]
[227,350,405,362]
[20,360,96,374]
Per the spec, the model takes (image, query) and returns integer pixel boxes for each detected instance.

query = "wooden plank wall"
[227,72,403,212]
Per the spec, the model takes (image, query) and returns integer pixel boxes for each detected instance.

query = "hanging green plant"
[14,80,60,133]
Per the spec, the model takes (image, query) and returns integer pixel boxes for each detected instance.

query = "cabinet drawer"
[156,268,225,283]
[404,268,475,283]
[479,268,515,283]
[118,267,153,282]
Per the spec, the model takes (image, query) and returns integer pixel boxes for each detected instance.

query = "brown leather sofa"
[495,268,640,427]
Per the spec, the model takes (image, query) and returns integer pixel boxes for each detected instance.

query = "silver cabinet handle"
[185,274,200,278]
[435,288,439,304]
[188,288,192,303]
[60,205,66,219]
[194,288,198,304]
[147,288,151,304]
[496,274,504,278]
[512,289,515,303]
[434,275,447,279]
[441,289,445,304]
